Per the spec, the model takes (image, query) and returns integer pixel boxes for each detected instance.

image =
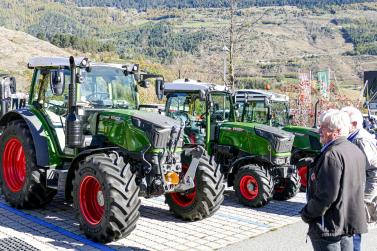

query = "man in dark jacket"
[301,110,368,251]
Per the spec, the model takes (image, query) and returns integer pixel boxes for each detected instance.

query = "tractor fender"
[227,156,272,187]
[0,110,49,167]
[230,155,272,174]
[64,147,121,201]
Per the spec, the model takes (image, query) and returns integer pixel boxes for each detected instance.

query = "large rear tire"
[234,164,273,208]
[73,153,141,243]
[0,120,56,208]
[165,155,225,221]
[273,171,300,201]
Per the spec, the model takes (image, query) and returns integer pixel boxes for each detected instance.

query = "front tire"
[234,164,273,208]
[273,171,300,201]
[0,120,56,208]
[73,153,141,243]
[165,155,225,221]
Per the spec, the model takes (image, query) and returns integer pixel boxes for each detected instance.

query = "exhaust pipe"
[66,56,83,148]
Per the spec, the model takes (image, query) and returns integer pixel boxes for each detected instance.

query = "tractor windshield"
[166,93,206,123]
[242,100,289,126]
[78,66,137,109]
[242,101,269,124]
[271,101,289,126]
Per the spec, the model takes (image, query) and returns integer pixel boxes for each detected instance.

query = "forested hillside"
[58,0,375,9]
[1,0,377,91]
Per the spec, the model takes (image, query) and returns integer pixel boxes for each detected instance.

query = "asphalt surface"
[0,190,306,250]
[220,221,377,251]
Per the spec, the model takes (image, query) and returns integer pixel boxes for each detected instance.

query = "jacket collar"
[321,137,347,154]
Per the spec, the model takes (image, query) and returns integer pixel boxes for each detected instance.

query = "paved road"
[220,221,377,251]
[0,190,306,250]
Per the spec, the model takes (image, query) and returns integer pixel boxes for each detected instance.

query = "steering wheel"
[172,111,192,126]
[86,92,110,101]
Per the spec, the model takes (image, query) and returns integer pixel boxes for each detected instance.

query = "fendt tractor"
[234,89,321,191]
[0,57,224,243]
[158,79,299,208]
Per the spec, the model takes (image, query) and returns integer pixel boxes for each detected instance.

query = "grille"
[275,137,294,153]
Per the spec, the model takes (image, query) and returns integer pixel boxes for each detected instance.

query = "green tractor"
[234,89,321,191]
[159,79,299,208]
[0,57,224,243]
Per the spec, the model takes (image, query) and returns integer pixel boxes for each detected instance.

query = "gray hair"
[320,109,350,136]
[341,106,363,130]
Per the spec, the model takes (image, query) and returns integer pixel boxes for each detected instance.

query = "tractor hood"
[131,111,182,129]
[255,124,295,139]
[131,111,184,149]
[254,124,294,153]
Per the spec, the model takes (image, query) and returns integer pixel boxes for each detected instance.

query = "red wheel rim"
[2,138,26,192]
[79,176,104,225]
[298,166,308,188]
[170,164,196,207]
[239,175,259,200]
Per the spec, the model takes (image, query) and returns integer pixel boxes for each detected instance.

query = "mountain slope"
[0,27,71,89]
[60,0,376,9]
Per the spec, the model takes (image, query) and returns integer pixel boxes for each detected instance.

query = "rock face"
[0,27,71,90]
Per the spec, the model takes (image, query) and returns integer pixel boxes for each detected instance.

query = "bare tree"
[221,0,270,90]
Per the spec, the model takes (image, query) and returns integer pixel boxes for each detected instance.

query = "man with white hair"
[341,106,377,251]
[301,110,368,251]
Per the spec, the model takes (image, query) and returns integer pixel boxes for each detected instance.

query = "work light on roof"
[80,58,89,68]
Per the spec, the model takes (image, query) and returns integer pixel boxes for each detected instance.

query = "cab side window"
[34,69,69,116]
[210,93,232,122]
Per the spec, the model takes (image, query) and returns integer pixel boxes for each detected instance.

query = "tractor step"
[46,169,68,190]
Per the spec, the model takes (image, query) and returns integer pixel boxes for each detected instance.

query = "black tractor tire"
[273,171,300,201]
[72,153,141,243]
[234,164,274,208]
[0,120,56,208]
[165,154,225,221]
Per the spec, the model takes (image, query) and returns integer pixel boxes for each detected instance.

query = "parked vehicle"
[159,79,299,207]
[0,57,224,243]
[234,89,321,191]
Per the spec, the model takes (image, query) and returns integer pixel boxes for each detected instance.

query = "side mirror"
[264,98,271,107]
[9,77,16,94]
[199,90,206,101]
[140,79,150,88]
[155,79,165,100]
[50,70,65,96]
[267,106,272,120]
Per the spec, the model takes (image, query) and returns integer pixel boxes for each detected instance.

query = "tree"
[220,0,270,90]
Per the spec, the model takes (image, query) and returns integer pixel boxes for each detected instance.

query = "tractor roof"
[28,57,87,68]
[27,57,137,72]
[234,89,289,103]
[164,79,227,93]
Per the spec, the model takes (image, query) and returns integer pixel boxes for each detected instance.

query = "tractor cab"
[27,57,143,153]
[163,79,234,149]
[234,89,290,127]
